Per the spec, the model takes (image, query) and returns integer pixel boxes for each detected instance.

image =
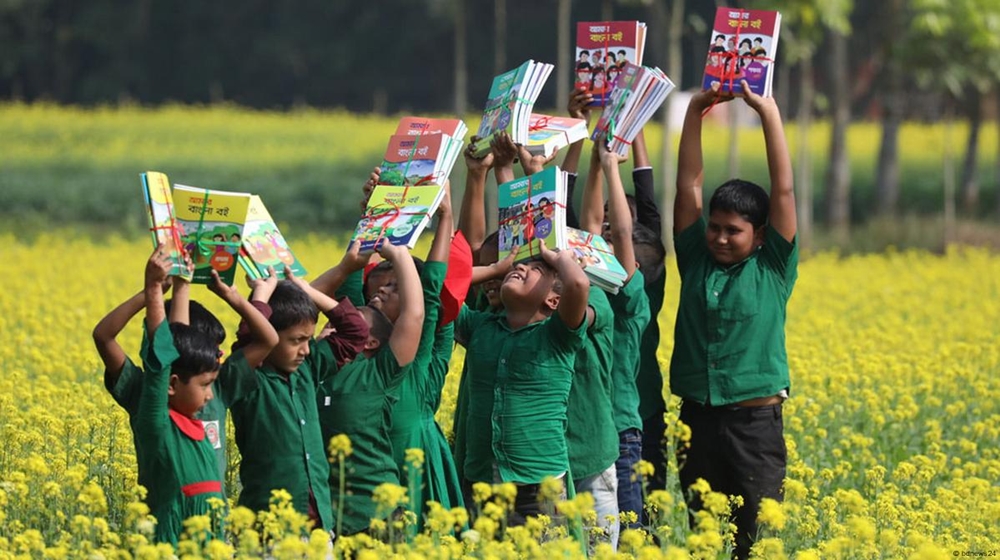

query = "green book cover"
[241,195,307,279]
[172,184,251,285]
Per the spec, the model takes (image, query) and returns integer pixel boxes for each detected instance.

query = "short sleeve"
[760,226,799,287]
[587,286,614,335]
[106,357,143,415]
[674,216,707,275]
[373,345,404,385]
[610,269,651,327]
[545,309,588,354]
[216,349,259,407]
[140,322,180,375]
[455,305,488,347]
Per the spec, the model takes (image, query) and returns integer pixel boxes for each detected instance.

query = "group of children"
[96,78,796,560]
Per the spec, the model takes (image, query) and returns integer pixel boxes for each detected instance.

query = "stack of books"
[378,117,467,187]
[701,7,782,97]
[574,20,648,106]
[352,184,447,253]
[591,62,675,156]
[565,227,628,293]
[141,172,193,280]
[473,60,554,157]
[497,166,568,262]
[524,114,589,158]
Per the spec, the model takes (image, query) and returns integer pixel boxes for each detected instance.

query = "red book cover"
[395,117,465,138]
[378,133,446,186]
[701,8,781,96]
[574,21,644,106]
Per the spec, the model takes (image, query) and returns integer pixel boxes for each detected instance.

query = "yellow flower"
[757,498,787,531]
[328,434,353,459]
[404,447,425,469]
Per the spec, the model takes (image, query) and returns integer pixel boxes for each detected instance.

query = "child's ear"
[544,292,561,312]
[167,374,180,396]
[754,225,767,247]
[364,336,381,352]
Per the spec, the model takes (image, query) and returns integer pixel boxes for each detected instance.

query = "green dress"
[387,262,465,529]
[135,324,225,545]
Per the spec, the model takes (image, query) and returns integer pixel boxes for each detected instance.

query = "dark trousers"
[641,408,669,493]
[615,428,644,529]
[678,401,786,560]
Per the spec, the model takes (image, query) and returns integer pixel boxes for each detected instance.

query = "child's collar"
[169,409,206,441]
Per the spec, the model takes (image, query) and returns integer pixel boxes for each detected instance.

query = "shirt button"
[500,358,506,364]
[713,291,719,297]
[711,362,717,368]
[300,419,306,426]
[306,453,311,460]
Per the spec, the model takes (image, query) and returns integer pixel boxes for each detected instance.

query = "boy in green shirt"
[673,80,798,559]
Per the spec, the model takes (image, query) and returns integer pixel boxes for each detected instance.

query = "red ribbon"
[701,9,775,117]
[529,115,552,132]
[497,176,566,259]
[149,180,188,265]
[181,480,222,497]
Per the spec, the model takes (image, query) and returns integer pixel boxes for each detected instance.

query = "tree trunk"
[453,0,467,116]
[875,0,903,217]
[796,56,814,252]
[728,102,740,179]
[823,28,851,243]
[658,0,685,249]
[776,61,791,116]
[996,91,1000,217]
[959,88,981,214]
[494,0,507,76]
[944,103,956,246]
[602,0,613,21]
[556,0,572,109]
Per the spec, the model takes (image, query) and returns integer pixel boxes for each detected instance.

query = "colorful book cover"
[592,62,643,142]
[525,113,589,158]
[565,227,627,292]
[378,133,448,187]
[140,171,192,280]
[575,21,646,106]
[352,184,445,253]
[474,61,532,156]
[172,184,251,285]
[241,195,307,280]
[701,8,781,96]
[395,116,467,139]
[497,167,566,262]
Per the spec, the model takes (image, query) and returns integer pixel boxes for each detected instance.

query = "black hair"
[617,49,626,56]
[754,38,763,43]
[163,298,225,346]
[708,179,770,229]
[360,306,393,346]
[579,50,589,56]
[170,322,221,381]
[267,281,319,332]
[715,34,726,41]
[740,38,752,49]
[632,223,666,286]
[363,255,425,302]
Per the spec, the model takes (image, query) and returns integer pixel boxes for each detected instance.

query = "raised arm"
[675,86,731,234]
[491,131,518,186]
[310,240,370,298]
[579,142,606,235]
[561,88,594,175]
[427,180,453,264]
[93,291,145,378]
[539,241,590,330]
[600,141,637,282]
[630,130,662,235]
[742,80,795,241]
[144,246,172,334]
[169,274,190,325]
[210,269,279,367]
[457,142,493,253]
[379,243,425,367]
[471,249,516,285]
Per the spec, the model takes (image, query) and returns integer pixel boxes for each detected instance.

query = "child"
[312,241,425,536]
[673,80,797,559]
[133,248,277,545]
[218,248,370,533]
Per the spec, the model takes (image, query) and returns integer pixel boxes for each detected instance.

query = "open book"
[240,195,308,280]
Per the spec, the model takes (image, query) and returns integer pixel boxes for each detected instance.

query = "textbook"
[497,166,568,262]
[378,133,462,187]
[565,227,628,294]
[575,21,647,106]
[701,7,781,97]
[352,184,446,253]
[171,184,252,285]
[141,171,193,280]
[591,62,676,156]
[524,114,589,158]
[240,195,308,280]
[473,60,554,157]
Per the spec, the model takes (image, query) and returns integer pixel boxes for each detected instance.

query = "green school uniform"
[107,359,229,484]
[456,307,587,483]
[135,324,224,545]
[218,340,336,529]
[318,347,408,536]
[609,270,652,433]
[636,270,667,421]
[388,262,465,522]
[671,217,798,405]
[566,287,618,480]
[451,290,496,482]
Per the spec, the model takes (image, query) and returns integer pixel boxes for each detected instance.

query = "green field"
[2,103,997,248]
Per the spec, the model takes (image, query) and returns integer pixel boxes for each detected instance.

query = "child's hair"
[163,299,225,346]
[267,281,319,331]
[708,179,770,229]
[359,306,394,347]
[169,323,221,381]
[715,34,726,41]
[632,223,667,284]
[579,49,589,56]
[363,255,426,300]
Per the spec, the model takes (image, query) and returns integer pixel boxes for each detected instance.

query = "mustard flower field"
[1,234,998,559]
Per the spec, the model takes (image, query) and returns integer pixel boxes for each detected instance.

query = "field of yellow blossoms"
[1,233,998,559]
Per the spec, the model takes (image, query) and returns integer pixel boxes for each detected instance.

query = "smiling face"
[266,319,316,373]
[500,260,558,310]
[706,209,764,266]
[169,370,218,418]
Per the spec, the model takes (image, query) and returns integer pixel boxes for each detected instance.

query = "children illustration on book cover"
[702,9,778,96]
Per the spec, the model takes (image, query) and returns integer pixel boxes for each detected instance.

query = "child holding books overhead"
[673,80,797,560]
[128,247,277,545]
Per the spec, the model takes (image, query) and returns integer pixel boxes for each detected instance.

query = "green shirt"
[637,270,667,420]
[609,270,652,433]
[566,287,618,480]
[218,340,336,530]
[107,358,228,484]
[455,306,586,484]
[670,217,798,406]
[136,324,225,545]
[318,347,407,536]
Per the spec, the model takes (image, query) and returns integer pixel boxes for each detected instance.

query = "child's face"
[706,210,764,265]
[169,370,218,417]
[267,320,316,373]
[366,271,401,323]
[500,260,556,307]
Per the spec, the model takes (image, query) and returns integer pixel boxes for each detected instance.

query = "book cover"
[592,62,675,155]
[352,184,445,253]
[701,8,781,96]
[395,116,467,140]
[241,195,307,279]
[565,227,627,292]
[474,61,533,155]
[525,113,589,158]
[172,184,252,285]
[140,171,192,280]
[378,133,449,187]
[575,21,646,106]
[497,167,566,262]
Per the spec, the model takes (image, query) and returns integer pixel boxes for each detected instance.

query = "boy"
[218,249,370,532]
[673,80,797,559]
[133,248,277,544]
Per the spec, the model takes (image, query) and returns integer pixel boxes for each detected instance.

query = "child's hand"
[247,267,279,303]
[464,139,494,172]
[692,81,734,112]
[740,79,776,115]
[597,138,627,168]
[490,132,518,169]
[537,238,561,267]
[146,245,172,288]
[282,265,310,291]
[208,269,243,306]
[376,240,408,263]
[361,167,381,212]
[517,144,555,176]
[339,240,370,272]
[495,245,519,273]
[437,179,453,216]
[568,87,594,122]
